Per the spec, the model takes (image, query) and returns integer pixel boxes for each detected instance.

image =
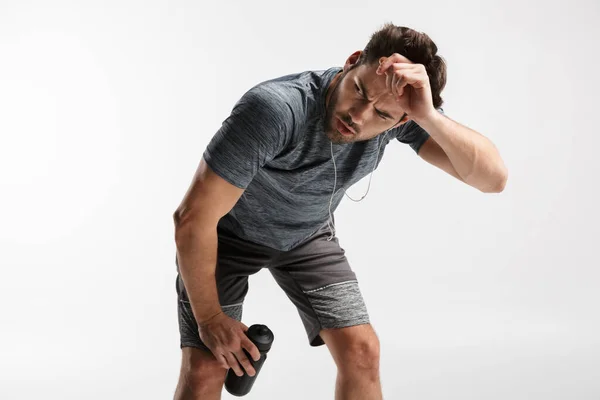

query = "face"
[324,52,408,144]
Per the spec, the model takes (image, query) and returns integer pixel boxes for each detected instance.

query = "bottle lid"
[247,324,274,352]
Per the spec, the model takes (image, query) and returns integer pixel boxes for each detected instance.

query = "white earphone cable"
[326,130,390,240]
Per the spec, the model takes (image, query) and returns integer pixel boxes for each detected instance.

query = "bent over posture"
[172,23,508,400]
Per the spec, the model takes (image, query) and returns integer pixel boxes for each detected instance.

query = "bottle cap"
[247,324,274,352]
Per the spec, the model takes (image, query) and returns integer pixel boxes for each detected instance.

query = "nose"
[348,102,370,126]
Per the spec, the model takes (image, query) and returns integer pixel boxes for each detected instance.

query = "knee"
[185,364,226,390]
[177,349,227,397]
[339,336,380,373]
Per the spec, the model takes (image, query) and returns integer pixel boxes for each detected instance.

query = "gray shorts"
[175,222,370,351]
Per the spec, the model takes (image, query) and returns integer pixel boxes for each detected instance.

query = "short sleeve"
[396,107,445,154]
[202,87,294,189]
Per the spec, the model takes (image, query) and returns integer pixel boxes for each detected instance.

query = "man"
[172,23,508,400]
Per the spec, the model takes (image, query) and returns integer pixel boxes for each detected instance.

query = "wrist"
[413,108,443,131]
[198,310,224,326]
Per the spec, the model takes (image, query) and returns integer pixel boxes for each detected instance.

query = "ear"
[343,50,363,72]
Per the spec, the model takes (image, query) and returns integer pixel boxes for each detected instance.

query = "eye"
[355,83,386,120]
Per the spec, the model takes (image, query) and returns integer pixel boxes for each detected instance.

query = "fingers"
[214,352,230,370]
[388,68,408,98]
[391,71,407,98]
[242,337,262,362]
[388,65,424,98]
[199,317,260,377]
[224,352,245,377]
[385,70,392,92]
[386,69,404,99]
[221,348,257,377]
[377,53,413,75]
[234,349,256,376]
[217,340,260,377]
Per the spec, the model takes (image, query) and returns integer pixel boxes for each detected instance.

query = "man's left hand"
[376,53,436,122]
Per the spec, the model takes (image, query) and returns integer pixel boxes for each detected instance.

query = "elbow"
[173,211,186,245]
[494,164,509,193]
[173,209,188,231]
[172,208,218,245]
[480,166,508,193]
[173,217,198,249]
[173,206,195,228]
[173,208,192,244]
[480,143,508,193]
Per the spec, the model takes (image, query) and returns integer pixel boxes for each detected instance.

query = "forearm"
[416,111,508,192]
[174,222,222,323]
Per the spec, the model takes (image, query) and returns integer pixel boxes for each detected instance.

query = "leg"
[173,226,277,398]
[320,324,382,400]
[174,273,249,398]
[268,223,370,347]
[268,223,377,398]
[174,346,228,400]
[175,299,243,399]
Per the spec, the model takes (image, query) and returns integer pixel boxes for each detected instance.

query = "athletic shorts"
[175,221,370,351]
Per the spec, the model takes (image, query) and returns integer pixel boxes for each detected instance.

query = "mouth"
[336,117,355,136]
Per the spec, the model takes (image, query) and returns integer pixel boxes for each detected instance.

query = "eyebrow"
[355,77,395,120]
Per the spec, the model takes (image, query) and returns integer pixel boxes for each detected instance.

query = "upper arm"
[418,136,464,182]
[173,157,245,228]
[173,86,294,228]
[202,86,295,190]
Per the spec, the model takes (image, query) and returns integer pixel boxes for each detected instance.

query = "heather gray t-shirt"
[203,67,443,251]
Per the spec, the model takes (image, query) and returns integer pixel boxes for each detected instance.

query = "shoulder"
[249,68,337,116]
[231,69,330,138]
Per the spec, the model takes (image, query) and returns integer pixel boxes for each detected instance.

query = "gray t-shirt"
[203,67,443,251]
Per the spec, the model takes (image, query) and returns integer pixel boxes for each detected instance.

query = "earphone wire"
[326,130,390,241]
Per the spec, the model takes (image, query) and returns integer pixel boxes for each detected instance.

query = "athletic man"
[172,23,508,399]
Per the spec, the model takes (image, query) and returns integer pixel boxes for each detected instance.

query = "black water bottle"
[224,324,274,397]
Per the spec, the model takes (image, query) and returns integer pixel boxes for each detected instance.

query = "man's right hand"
[198,312,262,377]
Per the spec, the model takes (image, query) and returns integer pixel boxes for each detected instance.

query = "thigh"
[268,224,370,347]
[175,226,278,351]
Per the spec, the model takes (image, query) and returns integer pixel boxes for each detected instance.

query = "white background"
[1,0,599,399]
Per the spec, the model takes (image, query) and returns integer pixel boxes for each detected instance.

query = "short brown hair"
[356,23,447,110]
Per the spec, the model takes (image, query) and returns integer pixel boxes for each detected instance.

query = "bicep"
[418,136,464,182]
[173,157,245,228]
